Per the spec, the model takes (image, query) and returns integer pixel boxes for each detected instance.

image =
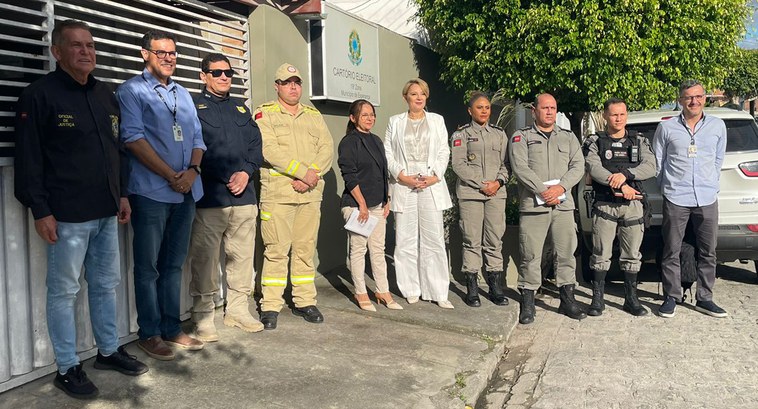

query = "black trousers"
[661,198,718,301]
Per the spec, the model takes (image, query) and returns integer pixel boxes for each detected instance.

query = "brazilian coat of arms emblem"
[348,29,362,66]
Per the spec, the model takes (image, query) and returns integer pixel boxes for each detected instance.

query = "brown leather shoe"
[137,336,175,361]
[164,332,204,351]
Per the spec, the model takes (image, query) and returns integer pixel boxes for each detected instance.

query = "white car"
[577,107,758,281]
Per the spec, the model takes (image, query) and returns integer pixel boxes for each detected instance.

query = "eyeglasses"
[204,69,235,78]
[360,113,376,119]
[680,94,704,102]
[145,49,178,59]
[277,79,302,87]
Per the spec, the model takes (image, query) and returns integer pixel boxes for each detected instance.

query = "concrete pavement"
[0,271,519,409]
[480,261,758,409]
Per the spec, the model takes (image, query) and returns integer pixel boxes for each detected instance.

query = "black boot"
[558,284,587,320]
[622,272,648,316]
[463,272,481,307]
[486,271,509,306]
[519,289,535,324]
[587,270,606,317]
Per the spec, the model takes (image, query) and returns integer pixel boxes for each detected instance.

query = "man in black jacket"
[188,53,264,341]
[14,20,147,400]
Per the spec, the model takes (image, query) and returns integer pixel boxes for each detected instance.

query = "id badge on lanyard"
[173,123,183,141]
[688,137,697,158]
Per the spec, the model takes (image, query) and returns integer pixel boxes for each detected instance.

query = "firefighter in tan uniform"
[253,63,333,329]
[508,93,586,325]
[451,92,510,307]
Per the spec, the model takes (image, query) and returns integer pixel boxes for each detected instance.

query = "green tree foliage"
[723,48,758,100]
[415,0,749,112]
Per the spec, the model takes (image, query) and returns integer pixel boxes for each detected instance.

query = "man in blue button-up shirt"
[652,79,728,319]
[116,30,207,360]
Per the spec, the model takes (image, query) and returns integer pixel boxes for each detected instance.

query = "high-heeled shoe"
[375,292,403,310]
[406,296,420,304]
[437,300,455,309]
[355,293,376,312]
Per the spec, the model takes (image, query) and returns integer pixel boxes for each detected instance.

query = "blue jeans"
[47,217,120,373]
[130,194,195,339]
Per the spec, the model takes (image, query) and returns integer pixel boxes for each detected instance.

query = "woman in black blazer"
[338,99,402,311]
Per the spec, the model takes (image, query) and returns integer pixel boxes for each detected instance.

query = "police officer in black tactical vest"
[582,98,656,316]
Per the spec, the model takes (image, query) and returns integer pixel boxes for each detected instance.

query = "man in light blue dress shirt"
[652,79,727,319]
[116,30,207,360]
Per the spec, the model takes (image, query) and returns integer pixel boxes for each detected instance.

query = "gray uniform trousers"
[459,198,506,274]
[590,200,645,273]
[661,198,718,302]
[518,208,577,290]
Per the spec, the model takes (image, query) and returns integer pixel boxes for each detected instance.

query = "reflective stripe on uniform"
[269,169,283,176]
[310,163,320,173]
[260,211,271,221]
[261,277,287,287]
[290,274,315,284]
[286,160,301,176]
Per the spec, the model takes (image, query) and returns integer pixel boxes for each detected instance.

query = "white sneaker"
[437,300,454,309]
[407,296,420,304]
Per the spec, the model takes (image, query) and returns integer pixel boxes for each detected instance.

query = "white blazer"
[384,111,453,212]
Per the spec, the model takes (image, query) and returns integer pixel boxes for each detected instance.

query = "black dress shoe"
[260,311,279,330]
[292,305,324,323]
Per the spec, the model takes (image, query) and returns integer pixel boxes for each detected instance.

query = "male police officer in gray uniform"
[509,93,585,324]
[451,92,509,307]
[583,98,655,317]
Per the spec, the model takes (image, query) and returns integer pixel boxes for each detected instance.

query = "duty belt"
[591,205,645,227]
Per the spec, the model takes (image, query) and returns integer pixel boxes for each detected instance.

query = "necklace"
[408,111,425,120]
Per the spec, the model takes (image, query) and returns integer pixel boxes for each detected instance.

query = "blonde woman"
[384,79,454,309]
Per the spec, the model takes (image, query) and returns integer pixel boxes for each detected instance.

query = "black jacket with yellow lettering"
[193,88,262,208]
[14,67,126,222]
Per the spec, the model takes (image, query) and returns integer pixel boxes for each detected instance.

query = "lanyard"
[155,87,178,124]
[142,74,178,124]
[679,114,703,145]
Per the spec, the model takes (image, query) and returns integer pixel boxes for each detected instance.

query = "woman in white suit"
[384,78,454,308]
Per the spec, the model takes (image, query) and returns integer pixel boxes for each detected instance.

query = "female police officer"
[451,92,510,307]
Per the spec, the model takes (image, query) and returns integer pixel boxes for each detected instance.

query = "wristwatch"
[497,178,505,187]
[189,164,202,175]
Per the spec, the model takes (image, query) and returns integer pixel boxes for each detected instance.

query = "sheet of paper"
[535,179,566,205]
[344,208,379,237]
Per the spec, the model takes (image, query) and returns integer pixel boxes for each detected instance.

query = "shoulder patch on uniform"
[302,104,320,114]
[453,139,462,147]
[261,103,280,113]
[457,123,471,131]
[512,135,521,143]
[255,111,262,120]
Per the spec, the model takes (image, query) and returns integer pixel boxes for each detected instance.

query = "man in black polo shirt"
[14,20,147,399]
[187,53,264,341]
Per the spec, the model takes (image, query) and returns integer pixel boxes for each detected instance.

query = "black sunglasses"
[204,69,235,78]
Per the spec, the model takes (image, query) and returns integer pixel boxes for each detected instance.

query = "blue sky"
[740,2,758,49]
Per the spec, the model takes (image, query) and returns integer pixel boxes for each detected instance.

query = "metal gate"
[0,0,250,392]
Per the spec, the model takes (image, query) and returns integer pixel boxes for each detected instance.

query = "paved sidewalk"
[0,273,518,409]
[481,261,758,409]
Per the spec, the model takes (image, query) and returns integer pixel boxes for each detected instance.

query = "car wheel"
[754,260,758,280]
